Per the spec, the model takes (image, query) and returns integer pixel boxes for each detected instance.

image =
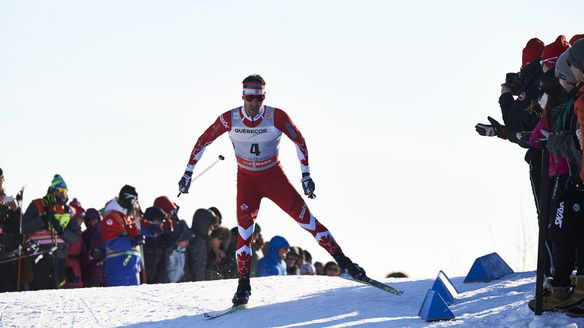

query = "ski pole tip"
[177,192,181,198]
[219,155,225,160]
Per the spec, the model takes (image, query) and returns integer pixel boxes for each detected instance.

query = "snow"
[0,272,581,327]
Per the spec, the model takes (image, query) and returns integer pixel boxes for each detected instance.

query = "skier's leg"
[232,170,261,305]
[265,166,366,279]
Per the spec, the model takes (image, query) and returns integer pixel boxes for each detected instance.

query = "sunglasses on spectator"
[244,95,265,102]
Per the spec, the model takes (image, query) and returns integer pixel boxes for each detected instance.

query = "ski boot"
[333,253,367,280]
[232,276,251,306]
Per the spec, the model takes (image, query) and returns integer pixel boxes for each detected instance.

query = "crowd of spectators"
[475,35,584,317]
[0,170,398,293]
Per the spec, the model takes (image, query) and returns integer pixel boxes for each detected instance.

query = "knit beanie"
[153,196,177,213]
[143,206,167,222]
[49,174,68,192]
[568,39,584,73]
[555,50,578,84]
[542,35,570,67]
[84,208,102,222]
[522,38,545,68]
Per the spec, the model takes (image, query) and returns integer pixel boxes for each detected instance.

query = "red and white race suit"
[185,105,342,277]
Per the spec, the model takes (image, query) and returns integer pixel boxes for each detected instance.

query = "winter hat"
[69,198,86,219]
[522,38,545,68]
[153,196,177,214]
[49,174,68,192]
[568,39,584,73]
[555,50,578,84]
[143,206,166,222]
[84,208,102,222]
[570,34,584,46]
[118,184,138,210]
[542,35,570,67]
[0,167,3,177]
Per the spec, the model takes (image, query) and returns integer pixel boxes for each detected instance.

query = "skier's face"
[243,94,264,115]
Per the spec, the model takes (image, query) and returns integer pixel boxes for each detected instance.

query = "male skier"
[178,74,366,306]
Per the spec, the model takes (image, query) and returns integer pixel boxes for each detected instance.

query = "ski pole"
[16,185,25,291]
[177,154,225,197]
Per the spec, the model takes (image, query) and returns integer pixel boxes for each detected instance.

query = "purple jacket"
[81,223,105,287]
[529,117,570,176]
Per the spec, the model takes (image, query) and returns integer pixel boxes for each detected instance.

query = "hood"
[104,198,127,216]
[191,208,214,237]
[267,235,290,257]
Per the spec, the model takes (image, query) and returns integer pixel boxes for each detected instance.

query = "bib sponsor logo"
[234,128,268,135]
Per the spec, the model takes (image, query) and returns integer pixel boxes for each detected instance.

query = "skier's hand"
[43,212,64,234]
[301,173,316,199]
[178,171,193,194]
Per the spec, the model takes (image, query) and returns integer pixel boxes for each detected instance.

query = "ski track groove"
[0,303,8,327]
[80,297,101,326]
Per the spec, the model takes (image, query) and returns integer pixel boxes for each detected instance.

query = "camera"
[505,72,522,95]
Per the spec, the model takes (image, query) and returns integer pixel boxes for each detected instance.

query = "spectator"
[22,174,80,290]
[158,220,193,283]
[102,185,143,286]
[0,167,22,292]
[208,207,222,226]
[153,195,179,233]
[386,272,409,278]
[186,208,215,281]
[81,208,105,287]
[141,206,167,284]
[528,46,584,313]
[256,235,290,277]
[300,250,316,275]
[324,261,341,277]
[206,226,232,280]
[285,246,303,275]
[314,261,324,275]
[64,198,87,288]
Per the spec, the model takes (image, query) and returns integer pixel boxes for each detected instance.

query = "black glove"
[475,117,516,141]
[301,173,316,199]
[178,171,193,194]
[90,248,105,261]
[41,194,56,207]
[131,234,145,246]
[42,211,64,234]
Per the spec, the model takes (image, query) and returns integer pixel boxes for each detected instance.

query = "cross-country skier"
[178,74,366,306]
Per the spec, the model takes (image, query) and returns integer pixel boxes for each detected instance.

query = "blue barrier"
[418,289,455,322]
[464,252,514,283]
[431,270,458,305]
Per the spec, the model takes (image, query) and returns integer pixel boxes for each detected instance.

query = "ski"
[203,304,246,319]
[0,246,57,265]
[352,276,404,295]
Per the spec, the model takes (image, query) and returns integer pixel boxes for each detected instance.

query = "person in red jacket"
[178,74,366,306]
[102,185,144,286]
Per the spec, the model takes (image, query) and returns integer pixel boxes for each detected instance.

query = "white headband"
[243,88,266,95]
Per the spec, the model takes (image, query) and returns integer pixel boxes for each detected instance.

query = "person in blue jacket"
[256,236,290,277]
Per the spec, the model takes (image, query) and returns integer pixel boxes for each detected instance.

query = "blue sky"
[1,0,583,278]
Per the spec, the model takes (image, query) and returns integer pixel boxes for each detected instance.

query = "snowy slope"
[0,272,581,327]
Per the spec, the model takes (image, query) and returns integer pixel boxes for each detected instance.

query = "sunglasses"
[244,94,265,102]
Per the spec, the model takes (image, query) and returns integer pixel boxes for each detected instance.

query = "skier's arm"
[274,108,309,174]
[185,112,231,173]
